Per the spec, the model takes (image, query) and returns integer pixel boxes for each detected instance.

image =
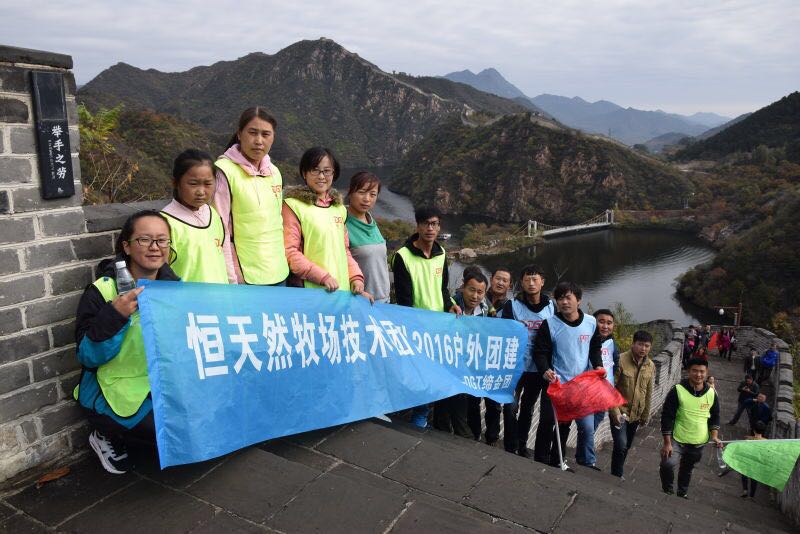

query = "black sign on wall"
[31,71,75,199]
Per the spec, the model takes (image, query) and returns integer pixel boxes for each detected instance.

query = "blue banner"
[137,280,528,468]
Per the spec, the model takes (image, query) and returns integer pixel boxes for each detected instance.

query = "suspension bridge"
[527,209,614,238]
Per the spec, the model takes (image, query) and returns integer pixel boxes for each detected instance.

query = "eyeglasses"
[308,168,334,177]
[420,221,440,228]
[130,237,171,248]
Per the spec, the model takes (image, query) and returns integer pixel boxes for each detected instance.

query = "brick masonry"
[0,45,118,484]
[730,327,799,527]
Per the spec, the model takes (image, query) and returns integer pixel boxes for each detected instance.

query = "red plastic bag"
[547,369,627,422]
[708,332,719,350]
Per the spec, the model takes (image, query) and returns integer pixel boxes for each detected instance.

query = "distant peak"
[478,67,501,76]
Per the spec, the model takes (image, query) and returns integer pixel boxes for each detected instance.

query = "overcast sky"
[2,0,798,116]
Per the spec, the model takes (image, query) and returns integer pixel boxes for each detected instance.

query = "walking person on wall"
[659,358,722,498]
[213,107,289,285]
[609,330,655,479]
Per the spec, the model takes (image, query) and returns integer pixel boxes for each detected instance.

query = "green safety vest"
[394,246,446,311]
[673,384,715,445]
[162,207,228,284]
[215,158,289,284]
[284,198,350,290]
[92,277,150,418]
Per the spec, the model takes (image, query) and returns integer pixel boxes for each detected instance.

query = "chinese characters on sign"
[185,311,520,389]
[31,71,74,199]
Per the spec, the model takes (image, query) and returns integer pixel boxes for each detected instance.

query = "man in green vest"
[660,357,722,498]
[392,206,461,427]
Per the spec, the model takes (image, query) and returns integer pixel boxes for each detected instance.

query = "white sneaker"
[89,430,130,475]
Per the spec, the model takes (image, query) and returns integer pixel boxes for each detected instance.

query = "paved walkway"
[0,353,793,533]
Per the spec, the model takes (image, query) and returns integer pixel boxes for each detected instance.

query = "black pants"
[503,372,544,453]
[659,440,704,495]
[433,394,472,438]
[87,409,156,449]
[741,474,758,497]
[466,396,501,443]
[533,385,570,465]
[610,419,640,477]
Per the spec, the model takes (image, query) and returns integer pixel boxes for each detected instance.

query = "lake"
[342,176,717,326]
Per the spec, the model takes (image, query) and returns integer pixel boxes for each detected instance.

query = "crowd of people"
[71,106,772,503]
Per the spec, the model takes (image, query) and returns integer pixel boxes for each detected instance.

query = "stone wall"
[0,45,120,484]
[732,326,799,527]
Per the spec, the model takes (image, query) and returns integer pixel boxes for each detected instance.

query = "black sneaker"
[517,447,531,458]
[89,430,131,474]
[676,492,688,499]
[663,488,674,496]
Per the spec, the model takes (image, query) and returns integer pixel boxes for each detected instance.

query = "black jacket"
[75,257,180,347]
[661,379,721,437]
[392,234,451,312]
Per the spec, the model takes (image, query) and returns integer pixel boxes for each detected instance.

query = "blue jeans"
[610,418,640,477]
[593,411,606,430]
[574,414,598,465]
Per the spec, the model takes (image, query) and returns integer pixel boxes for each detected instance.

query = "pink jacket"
[212,145,277,284]
[281,186,363,287]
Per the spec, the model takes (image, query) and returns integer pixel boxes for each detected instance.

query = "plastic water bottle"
[716,446,727,470]
[115,260,136,295]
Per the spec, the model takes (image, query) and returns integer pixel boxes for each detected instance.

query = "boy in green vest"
[392,206,461,427]
[660,357,722,498]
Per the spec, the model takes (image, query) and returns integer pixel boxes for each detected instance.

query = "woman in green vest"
[213,107,289,285]
[161,149,228,284]
[74,210,180,475]
[282,147,371,300]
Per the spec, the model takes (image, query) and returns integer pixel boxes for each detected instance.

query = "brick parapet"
[0,45,95,484]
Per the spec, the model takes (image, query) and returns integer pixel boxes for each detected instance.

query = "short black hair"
[553,281,582,300]
[686,357,708,369]
[519,264,545,279]
[299,146,341,182]
[464,271,489,288]
[462,265,482,280]
[594,309,614,320]
[491,267,513,280]
[414,206,442,224]
[633,330,653,344]
[745,374,754,380]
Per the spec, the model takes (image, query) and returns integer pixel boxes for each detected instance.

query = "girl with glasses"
[282,147,372,301]
[73,211,179,474]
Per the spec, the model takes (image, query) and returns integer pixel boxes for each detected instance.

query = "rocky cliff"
[393,114,690,224]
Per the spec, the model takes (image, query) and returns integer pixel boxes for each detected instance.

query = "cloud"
[1,0,797,115]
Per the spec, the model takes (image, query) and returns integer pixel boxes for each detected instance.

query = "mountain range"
[441,70,732,145]
[78,39,546,170]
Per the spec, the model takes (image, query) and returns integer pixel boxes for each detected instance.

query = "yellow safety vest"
[394,246,446,311]
[93,277,150,418]
[215,158,289,284]
[673,384,715,445]
[284,197,350,290]
[162,207,228,284]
